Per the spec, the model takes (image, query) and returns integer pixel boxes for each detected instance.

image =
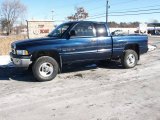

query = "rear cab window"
[95,23,108,37]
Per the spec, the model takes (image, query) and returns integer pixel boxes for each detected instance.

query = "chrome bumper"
[10,52,32,68]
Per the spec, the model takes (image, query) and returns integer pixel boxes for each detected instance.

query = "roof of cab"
[64,21,106,24]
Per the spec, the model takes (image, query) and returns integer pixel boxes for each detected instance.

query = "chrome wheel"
[126,54,136,67]
[121,50,138,69]
[39,62,54,77]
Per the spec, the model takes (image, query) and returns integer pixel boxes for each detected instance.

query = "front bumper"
[10,52,32,68]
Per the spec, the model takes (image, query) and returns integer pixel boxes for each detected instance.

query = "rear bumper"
[10,52,32,68]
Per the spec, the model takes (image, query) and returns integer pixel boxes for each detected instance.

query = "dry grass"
[0,35,27,55]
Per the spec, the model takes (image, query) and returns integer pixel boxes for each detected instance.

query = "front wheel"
[32,56,59,82]
[121,49,138,68]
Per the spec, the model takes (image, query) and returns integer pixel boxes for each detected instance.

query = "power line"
[87,11,160,20]
[88,3,160,14]
[88,0,140,13]
[89,7,160,17]
[54,0,160,22]
[110,8,160,14]
[87,0,140,12]
[111,4,160,12]
[111,0,140,6]
[88,2,160,18]
[110,11,160,16]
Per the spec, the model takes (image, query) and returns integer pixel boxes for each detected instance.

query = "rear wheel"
[121,49,138,68]
[32,56,59,82]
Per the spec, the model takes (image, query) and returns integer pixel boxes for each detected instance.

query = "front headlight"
[16,50,29,55]
[13,44,16,49]
[11,43,16,49]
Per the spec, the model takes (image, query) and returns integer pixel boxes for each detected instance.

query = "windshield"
[48,23,72,38]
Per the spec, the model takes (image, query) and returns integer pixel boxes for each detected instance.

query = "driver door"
[61,22,98,63]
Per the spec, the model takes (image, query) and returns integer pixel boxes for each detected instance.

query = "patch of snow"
[0,55,14,67]
[148,45,156,52]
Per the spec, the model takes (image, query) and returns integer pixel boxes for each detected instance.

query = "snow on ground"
[0,55,13,67]
[148,44,157,51]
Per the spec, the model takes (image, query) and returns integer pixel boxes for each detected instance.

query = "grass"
[0,35,27,55]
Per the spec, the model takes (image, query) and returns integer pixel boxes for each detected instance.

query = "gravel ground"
[0,36,160,120]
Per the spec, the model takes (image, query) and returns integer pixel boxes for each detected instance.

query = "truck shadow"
[62,60,123,73]
[0,67,36,82]
[0,60,122,82]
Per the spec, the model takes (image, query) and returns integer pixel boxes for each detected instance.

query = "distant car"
[111,30,125,36]
[10,21,148,82]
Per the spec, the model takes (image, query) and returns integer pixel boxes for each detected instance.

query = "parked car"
[10,21,148,82]
[111,30,125,36]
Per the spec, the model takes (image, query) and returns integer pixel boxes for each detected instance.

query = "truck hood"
[12,37,60,49]
[14,37,58,45]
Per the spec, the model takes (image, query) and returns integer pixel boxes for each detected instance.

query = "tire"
[32,56,59,82]
[121,49,138,68]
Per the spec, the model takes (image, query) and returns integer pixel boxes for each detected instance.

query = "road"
[0,36,160,120]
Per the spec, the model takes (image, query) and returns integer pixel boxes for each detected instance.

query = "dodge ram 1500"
[10,21,148,81]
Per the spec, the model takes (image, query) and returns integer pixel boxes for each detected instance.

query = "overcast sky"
[1,0,160,25]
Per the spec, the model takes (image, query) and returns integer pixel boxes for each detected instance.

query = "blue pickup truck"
[10,21,148,81]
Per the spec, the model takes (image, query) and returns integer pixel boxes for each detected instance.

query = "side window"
[72,23,95,37]
[96,24,108,37]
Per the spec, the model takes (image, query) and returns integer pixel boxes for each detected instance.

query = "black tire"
[32,56,59,82]
[121,49,138,68]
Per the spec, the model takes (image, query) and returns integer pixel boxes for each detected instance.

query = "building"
[26,20,55,38]
[147,23,160,35]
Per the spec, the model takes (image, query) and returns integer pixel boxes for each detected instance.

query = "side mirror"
[69,30,76,37]
[111,32,115,36]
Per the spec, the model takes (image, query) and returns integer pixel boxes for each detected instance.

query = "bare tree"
[0,18,8,32]
[1,0,27,35]
[67,7,89,21]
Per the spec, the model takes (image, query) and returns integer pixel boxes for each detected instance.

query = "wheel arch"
[31,50,62,72]
[124,44,140,60]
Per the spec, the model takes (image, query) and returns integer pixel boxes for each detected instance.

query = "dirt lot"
[0,36,160,120]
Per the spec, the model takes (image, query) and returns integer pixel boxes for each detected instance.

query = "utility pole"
[51,10,54,20]
[106,0,109,23]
